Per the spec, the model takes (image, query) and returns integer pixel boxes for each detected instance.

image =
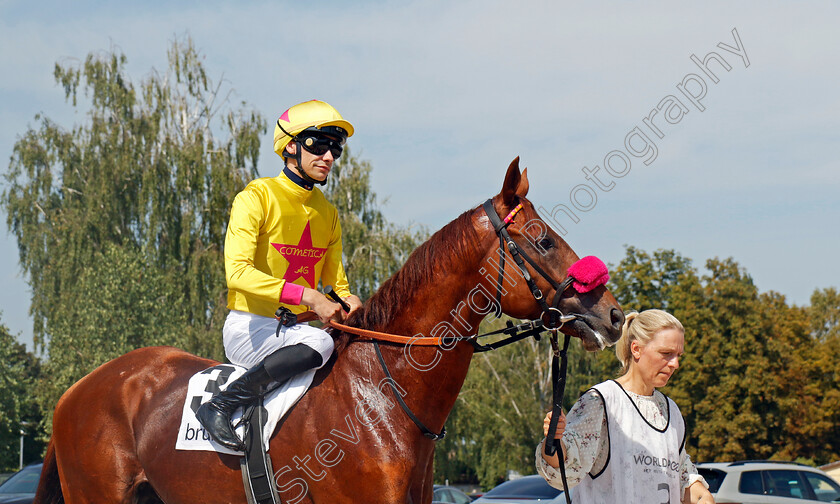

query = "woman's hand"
[543,410,566,439]
[540,410,567,469]
[685,480,715,504]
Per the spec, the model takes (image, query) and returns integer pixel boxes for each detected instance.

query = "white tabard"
[573,380,686,504]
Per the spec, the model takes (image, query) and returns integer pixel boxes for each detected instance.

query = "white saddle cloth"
[175,364,315,455]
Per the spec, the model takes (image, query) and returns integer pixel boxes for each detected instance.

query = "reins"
[323,318,558,442]
[328,314,573,502]
[327,318,544,349]
[327,321,450,346]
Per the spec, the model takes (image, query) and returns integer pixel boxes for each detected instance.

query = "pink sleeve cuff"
[279,282,304,305]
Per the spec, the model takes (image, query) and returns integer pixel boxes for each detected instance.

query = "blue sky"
[2,0,839,352]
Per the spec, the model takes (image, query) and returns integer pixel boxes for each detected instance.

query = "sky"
[2,0,838,353]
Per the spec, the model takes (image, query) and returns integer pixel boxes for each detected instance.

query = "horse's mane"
[344,207,482,334]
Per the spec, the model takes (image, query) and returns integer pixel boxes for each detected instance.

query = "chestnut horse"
[35,159,623,504]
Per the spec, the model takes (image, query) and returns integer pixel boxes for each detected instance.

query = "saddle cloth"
[175,364,316,455]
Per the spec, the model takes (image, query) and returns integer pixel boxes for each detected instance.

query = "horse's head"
[477,157,624,351]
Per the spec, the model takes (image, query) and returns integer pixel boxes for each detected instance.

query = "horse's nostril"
[610,308,625,330]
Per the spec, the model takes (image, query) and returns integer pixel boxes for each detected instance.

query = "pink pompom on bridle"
[567,256,610,293]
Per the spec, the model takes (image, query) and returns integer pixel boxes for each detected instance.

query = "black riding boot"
[196,343,324,451]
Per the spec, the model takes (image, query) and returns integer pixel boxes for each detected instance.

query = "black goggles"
[299,134,344,159]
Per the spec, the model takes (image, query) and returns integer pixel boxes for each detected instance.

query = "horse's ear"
[518,167,530,197]
[502,157,529,205]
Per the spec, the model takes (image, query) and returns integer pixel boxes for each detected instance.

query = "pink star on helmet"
[271,222,327,288]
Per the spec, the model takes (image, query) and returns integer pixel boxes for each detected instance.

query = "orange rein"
[278,311,450,346]
[327,320,448,346]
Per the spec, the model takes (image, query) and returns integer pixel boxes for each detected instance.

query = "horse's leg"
[132,350,248,504]
[270,404,423,503]
[32,441,62,504]
[51,375,151,504]
[407,445,435,504]
[419,465,435,503]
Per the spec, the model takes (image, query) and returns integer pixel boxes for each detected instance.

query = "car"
[697,460,840,503]
[433,484,474,503]
[0,462,42,504]
[472,474,566,503]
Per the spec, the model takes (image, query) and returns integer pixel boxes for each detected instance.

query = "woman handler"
[536,309,714,504]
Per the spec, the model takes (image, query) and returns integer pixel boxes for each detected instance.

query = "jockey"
[197,99,363,451]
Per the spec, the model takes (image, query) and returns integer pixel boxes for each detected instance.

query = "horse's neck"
[340,239,493,434]
[388,222,494,339]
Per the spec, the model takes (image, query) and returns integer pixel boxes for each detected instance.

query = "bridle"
[481,199,578,331]
[482,198,575,503]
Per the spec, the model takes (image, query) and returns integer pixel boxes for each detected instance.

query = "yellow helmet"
[273,100,354,157]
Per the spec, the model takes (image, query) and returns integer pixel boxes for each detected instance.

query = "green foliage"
[33,243,197,429]
[0,321,43,471]
[323,149,428,300]
[2,37,264,434]
[803,288,840,460]
[609,245,695,313]
[810,287,840,341]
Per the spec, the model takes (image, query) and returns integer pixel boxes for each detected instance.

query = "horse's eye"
[538,237,554,250]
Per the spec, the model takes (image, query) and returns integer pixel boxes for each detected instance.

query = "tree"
[0,321,43,471]
[608,245,695,313]
[805,288,840,461]
[810,287,840,341]
[2,37,265,430]
[33,243,193,424]
[670,258,812,462]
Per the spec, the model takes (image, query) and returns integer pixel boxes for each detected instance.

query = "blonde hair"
[615,309,684,375]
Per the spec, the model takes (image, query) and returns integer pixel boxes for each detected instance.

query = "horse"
[34,158,624,504]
